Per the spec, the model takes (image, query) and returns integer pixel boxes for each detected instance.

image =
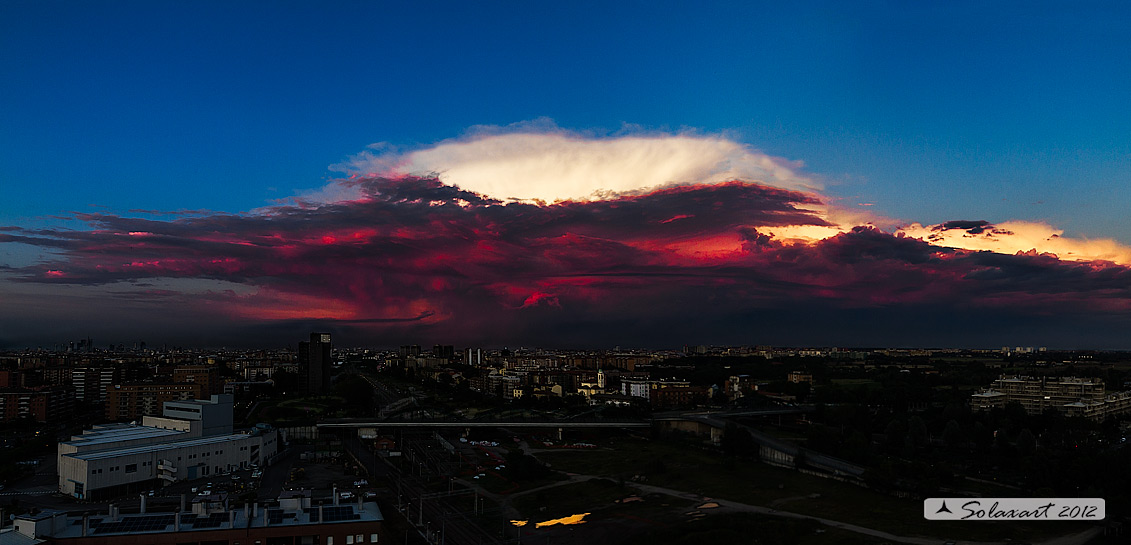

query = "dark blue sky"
[3,1,1128,234]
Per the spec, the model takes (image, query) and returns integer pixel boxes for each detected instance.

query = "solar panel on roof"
[191,513,228,528]
[268,508,295,525]
[303,507,320,522]
[316,506,361,522]
[92,514,175,534]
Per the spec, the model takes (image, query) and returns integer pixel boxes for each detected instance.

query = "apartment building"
[971,375,1131,419]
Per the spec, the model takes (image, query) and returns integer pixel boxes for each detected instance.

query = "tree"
[332,376,375,416]
[721,422,758,458]
[908,416,928,449]
[1017,428,1036,456]
[272,370,299,396]
[943,420,964,449]
[884,419,907,454]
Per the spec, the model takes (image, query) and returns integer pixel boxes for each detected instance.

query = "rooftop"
[2,502,382,543]
[66,432,258,461]
[63,424,187,449]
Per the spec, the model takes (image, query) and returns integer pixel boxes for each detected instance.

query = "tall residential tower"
[299,332,332,395]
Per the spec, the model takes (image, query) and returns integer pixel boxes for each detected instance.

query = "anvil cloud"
[3,131,1131,348]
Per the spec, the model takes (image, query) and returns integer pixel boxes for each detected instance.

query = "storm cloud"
[4,170,1131,348]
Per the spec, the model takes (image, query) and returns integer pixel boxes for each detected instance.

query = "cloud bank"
[3,127,1131,348]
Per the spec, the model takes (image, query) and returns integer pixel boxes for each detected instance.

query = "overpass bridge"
[318,406,813,431]
[317,419,652,429]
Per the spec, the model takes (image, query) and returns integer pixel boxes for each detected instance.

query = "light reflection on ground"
[511,513,592,529]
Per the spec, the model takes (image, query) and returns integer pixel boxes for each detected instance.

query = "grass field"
[621,513,915,545]
[511,479,698,529]
[535,437,1091,542]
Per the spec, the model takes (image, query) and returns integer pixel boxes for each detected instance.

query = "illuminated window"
[370,534,378,543]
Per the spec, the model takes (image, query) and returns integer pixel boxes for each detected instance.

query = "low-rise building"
[0,492,385,545]
[57,394,277,500]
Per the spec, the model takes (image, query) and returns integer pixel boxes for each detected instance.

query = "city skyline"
[2,2,1130,349]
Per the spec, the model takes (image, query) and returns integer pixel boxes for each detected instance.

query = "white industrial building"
[57,394,278,500]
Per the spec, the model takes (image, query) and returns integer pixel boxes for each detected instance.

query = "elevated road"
[318,419,651,429]
[319,406,813,430]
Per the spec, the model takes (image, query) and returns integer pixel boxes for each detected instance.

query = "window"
[346,537,354,545]
[369,535,378,543]
[125,464,137,473]
[327,538,333,545]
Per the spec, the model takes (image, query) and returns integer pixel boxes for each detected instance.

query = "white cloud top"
[334,130,817,203]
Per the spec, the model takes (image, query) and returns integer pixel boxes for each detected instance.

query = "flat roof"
[0,527,41,545]
[63,425,187,449]
[67,433,256,461]
[20,502,383,540]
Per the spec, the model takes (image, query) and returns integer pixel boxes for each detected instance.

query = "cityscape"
[0,338,1128,543]
[3,1,1131,544]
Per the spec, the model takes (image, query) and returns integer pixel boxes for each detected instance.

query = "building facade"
[971,375,1131,419]
[105,383,203,421]
[173,365,223,396]
[299,333,332,395]
[58,394,277,500]
[0,386,74,423]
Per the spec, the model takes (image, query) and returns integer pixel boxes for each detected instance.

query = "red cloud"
[4,176,1131,347]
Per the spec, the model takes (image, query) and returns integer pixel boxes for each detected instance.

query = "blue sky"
[3,1,1131,348]
[3,1,1128,234]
